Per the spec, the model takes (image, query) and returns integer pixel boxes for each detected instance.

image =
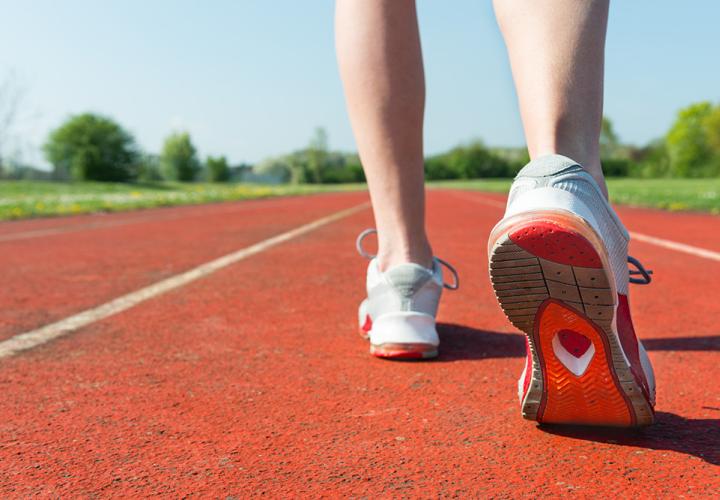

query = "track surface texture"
[0,190,718,497]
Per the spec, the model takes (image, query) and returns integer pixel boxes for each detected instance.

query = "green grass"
[0,180,365,221]
[1,177,718,221]
[605,178,720,213]
[430,178,720,214]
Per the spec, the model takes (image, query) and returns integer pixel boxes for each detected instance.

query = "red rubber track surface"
[0,191,718,497]
[0,193,367,340]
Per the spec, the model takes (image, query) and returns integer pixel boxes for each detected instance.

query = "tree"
[136,154,164,182]
[600,116,621,159]
[666,101,715,177]
[423,141,514,180]
[44,113,139,182]
[206,155,230,182]
[446,140,510,178]
[306,127,328,184]
[161,131,200,181]
[0,73,25,174]
[704,105,720,155]
[425,155,457,180]
[630,139,671,177]
[253,155,293,183]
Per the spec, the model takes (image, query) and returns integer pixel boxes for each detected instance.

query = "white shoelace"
[355,228,459,290]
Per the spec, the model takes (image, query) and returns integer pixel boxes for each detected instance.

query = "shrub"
[425,141,513,180]
[601,158,631,177]
[666,101,719,177]
[161,132,200,182]
[628,140,671,177]
[136,154,164,182]
[206,155,231,182]
[44,113,139,182]
[425,156,457,180]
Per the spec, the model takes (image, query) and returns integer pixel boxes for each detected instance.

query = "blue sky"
[0,0,718,167]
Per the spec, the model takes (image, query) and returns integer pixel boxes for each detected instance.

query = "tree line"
[38,113,232,183]
[250,101,720,182]
[1,100,719,184]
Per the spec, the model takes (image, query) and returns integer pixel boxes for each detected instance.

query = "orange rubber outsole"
[534,300,633,426]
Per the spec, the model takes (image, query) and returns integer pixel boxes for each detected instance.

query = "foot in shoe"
[488,154,656,427]
[356,229,458,360]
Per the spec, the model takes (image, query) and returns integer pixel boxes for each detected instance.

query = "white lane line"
[454,190,720,263]
[0,202,370,359]
[629,231,720,263]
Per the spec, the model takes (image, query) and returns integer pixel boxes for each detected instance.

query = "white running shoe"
[488,154,656,427]
[356,229,459,359]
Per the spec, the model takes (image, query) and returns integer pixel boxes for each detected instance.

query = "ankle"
[376,238,433,271]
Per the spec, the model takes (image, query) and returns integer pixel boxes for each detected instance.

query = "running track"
[0,190,718,496]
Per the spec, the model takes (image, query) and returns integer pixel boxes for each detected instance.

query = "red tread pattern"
[510,221,602,268]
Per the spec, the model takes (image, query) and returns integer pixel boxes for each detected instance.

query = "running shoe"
[488,154,656,426]
[356,229,459,359]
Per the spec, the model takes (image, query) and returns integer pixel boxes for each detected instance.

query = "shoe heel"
[367,312,439,360]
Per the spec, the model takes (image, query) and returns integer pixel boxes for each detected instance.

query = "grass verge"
[0,181,365,221]
[1,177,718,221]
[430,178,720,214]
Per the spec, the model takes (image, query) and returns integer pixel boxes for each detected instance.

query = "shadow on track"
[436,323,525,361]
[436,323,720,361]
[539,412,720,466]
[642,335,720,351]
[436,323,720,464]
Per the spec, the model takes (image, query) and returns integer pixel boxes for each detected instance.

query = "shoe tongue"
[516,154,583,179]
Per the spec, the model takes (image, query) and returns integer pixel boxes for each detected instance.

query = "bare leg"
[494,0,610,197]
[335,0,432,269]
